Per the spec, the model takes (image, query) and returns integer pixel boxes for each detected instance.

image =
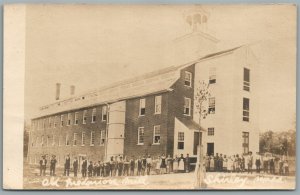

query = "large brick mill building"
[27,8,259,166]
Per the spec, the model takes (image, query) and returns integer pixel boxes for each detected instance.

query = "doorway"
[207,143,214,156]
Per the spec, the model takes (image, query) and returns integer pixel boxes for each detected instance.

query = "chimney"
[70,85,75,96]
[55,83,61,100]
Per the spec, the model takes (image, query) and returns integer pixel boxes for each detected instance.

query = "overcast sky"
[24,4,296,132]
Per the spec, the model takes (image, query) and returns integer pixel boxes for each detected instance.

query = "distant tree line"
[259,129,296,156]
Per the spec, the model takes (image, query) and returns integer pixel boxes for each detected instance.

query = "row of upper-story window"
[32,106,108,131]
[31,130,106,147]
[207,67,251,92]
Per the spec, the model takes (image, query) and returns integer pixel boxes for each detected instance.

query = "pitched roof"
[34,45,244,119]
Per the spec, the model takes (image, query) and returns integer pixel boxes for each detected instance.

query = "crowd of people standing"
[38,153,194,177]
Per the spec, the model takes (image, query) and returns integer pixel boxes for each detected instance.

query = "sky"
[24,4,296,132]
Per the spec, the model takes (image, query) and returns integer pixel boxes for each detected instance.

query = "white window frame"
[81,132,86,146]
[208,127,214,136]
[91,108,96,123]
[48,117,52,128]
[243,98,250,122]
[178,132,184,150]
[184,71,192,87]
[153,125,161,144]
[102,106,107,121]
[74,112,79,125]
[100,130,105,146]
[52,134,55,146]
[67,113,72,126]
[183,97,191,116]
[154,95,162,114]
[73,133,77,146]
[209,67,216,84]
[90,131,95,146]
[65,134,70,146]
[139,98,146,116]
[137,127,145,145]
[208,97,216,114]
[243,68,250,91]
[60,115,64,126]
[83,110,87,124]
[54,116,57,128]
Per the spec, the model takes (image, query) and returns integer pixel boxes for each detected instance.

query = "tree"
[194,80,210,189]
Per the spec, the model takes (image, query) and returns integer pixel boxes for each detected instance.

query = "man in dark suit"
[64,154,71,176]
[50,155,57,176]
[185,153,190,173]
[73,157,78,177]
[81,158,88,177]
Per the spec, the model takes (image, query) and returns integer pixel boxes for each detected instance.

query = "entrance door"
[193,132,202,155]
[207,143,214,156]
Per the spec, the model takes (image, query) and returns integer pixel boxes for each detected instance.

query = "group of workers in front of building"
[205,151,290,176]
[39,153,194,177]
[38,151,290,177]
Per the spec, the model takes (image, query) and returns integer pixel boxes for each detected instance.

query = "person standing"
[117,156,124,176]
[185,154,190,173]
[64,155,71,176]
[130,156,135,176]
[141,155,147,176]
[50,155,57,176]
[247,152,253,174]
[88,161,93,177]
[178,154,185,173]
[146,155,152,175]
[173,155,179,173]
[81,158,88,178]
[109,156,115,177]
[223,155,228,172]
[255,154,261,173]
[73,157,78,177]
[219,154,224,172]
[160,154,167,174]
[270,158,275,174]
[40,155,47,176]
[214,153,219,172]
[123,156,130,176]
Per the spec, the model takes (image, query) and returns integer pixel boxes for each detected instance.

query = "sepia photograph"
[3,4,297,190]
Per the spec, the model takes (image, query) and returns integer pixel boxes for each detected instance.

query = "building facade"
[27,8,260,166]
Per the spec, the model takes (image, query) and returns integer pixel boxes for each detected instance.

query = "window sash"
[74,112,79,125]
[83,110,87,124]
[184,98,191,115]
[67,113,72,126]
[184,71,192,86]
[153,125,161,144]
[178,132,184,141]
[73,133,77,145]
[60,115,64,126]
[155,96,162,114]
[81,132,86,146]
[138,127,144,144]
[208,128,214,136]
[102,106,107,121]
[90,131,95,146]
[92,108,96,123]
[100,130,106,146]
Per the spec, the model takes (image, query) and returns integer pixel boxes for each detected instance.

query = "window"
[92,108,97,123]
[184,71,192,87]
[65,135,70,146]
[209,67,216,84]
[54,116,57,128]
[242,132,249,154]
[74,112,79,125]
[67,113,72,126]
[36,137,39,147]
[184,97,191,115]
[60,115,64,126]
[81,132,86,146]
[153,125,161,144]
[208,97,215,114]
[41,136,44,146]
[178,132,184,149]
[208,127,214,136]
[155,96,162,114]
[43,119,46,129]
[52,134,55,146]
[243,98,250,122]
[73,133,77,146]
[46,136,49,146]
[137,127,145,145]
[49,117,52,128]
[83,110,87,124]
[243,68,250,91]
[90,131,95,146]
[58,136,61,146]
[100,130,106,146]
[102,106,107,121]
[139,98,146,116]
